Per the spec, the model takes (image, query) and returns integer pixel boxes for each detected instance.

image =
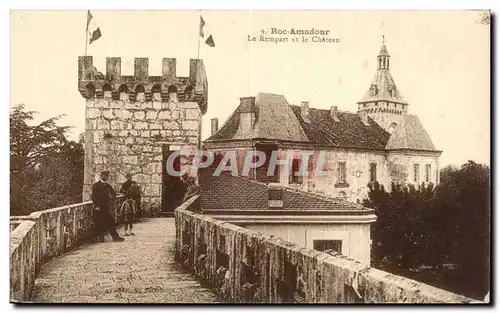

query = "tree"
[364,161,490,299]
[10,104,82,215]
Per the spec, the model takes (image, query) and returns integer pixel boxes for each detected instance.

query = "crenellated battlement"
[78,56,208,114]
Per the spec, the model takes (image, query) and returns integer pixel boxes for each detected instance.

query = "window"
[289,159,303,185]
[388,122,397,134]
[338,162,347,183]
[425,164,431,182]
[313,240,342,253]
[369,162,377,182]
[413,164,420,182]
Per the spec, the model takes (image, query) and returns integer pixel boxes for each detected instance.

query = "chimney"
[301,101,310,123]
[358,110,370,126]
[211,118,219,135]
[330,106,340,122]
[237,97,256,138]
[268,183,284,209]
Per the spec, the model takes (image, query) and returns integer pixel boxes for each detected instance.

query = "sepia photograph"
[9,9,490,304]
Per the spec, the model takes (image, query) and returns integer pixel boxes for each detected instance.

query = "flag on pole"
[199,16,215,47]
[87,10,102,44]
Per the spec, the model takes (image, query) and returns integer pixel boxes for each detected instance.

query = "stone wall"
[10,197,124,302]
[83,97,201,215]
[175,198,477,303]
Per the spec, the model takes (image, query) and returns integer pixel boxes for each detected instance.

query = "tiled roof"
[206,93,309,142]
[290,106,391,150]
[357,69,408,105]
[385,114,437,151]
[199,168,370,212]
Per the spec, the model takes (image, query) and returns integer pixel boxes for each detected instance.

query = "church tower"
[357,36,408,133]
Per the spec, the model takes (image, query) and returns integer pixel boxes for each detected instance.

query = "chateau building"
[204,40,441,203]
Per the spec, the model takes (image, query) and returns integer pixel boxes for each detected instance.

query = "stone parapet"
[175,198,477,303]
[10,196,124,302]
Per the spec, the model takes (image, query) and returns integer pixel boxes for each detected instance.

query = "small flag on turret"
[87,10,102,44]
[199,16,215,47]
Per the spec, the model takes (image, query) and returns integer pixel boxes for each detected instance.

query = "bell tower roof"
[357,37,408,105]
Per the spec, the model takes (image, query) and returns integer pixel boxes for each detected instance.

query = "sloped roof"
[385,114,437,151]
[379,44,389,56]
[199,169,371,212]
[358,69,408,105]
[206,92,309,142]
[290,106,391,150]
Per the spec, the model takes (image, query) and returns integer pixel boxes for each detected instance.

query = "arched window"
[118,84,129,93]
[151,84,161,94]
[388,122,397,134]
[84,83,95,99]
[102,83,112,98]
[135,84,145,94]
[184,85,193,100]
[168,85,178,94]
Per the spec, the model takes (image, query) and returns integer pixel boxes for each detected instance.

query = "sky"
[10,10,490,167]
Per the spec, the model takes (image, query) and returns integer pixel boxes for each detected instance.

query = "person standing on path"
[92,169,125,242]
[120,173,143,221]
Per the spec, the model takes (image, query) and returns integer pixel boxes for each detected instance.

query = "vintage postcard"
[10,10,490,304]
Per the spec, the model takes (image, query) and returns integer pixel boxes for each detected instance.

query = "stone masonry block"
[123,155,138,165]
[103,109,114,119]
[185,109,200,120]
[115,109,132,120]
[134,111,146,120]
[149,123,162,130]
[110,120,123,130]
[97,119,110,130]
[134,122,148,130]
[163,121,180,130]
[182,120,198,130]
[146,111,158,120]
[158,110,171,120]
[87,108,101,119]
[152,174,162,184]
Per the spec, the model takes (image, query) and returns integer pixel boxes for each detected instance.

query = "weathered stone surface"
[122,155,138,165]
[146,111,158,120]
[182,120,198,130]
[175,199,477,304]
[149,123,162,130]
[87,108,101,119]
[158,110,171,120]
[134,122,148,130]
[185,109,200,120]
[11,198,126,302]
[103,109,114,119]
[83,91,203,211]
[134,111,146,120]
[115,109,132,120]
[29,218,219,303]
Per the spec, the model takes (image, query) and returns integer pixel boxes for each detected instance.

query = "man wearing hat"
[91,169,125,242]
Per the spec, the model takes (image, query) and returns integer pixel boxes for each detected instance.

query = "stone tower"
[78,56,208,215]
[357,37,408,134]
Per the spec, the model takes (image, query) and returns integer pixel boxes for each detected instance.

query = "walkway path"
[30,218,220,303]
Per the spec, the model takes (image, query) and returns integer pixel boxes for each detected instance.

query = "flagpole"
[85,12,89,56]
[85,30,88,56]
[197,11,201,59]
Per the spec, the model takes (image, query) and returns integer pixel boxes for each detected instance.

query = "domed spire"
[379,35,389,56]
[357,36,407,106]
